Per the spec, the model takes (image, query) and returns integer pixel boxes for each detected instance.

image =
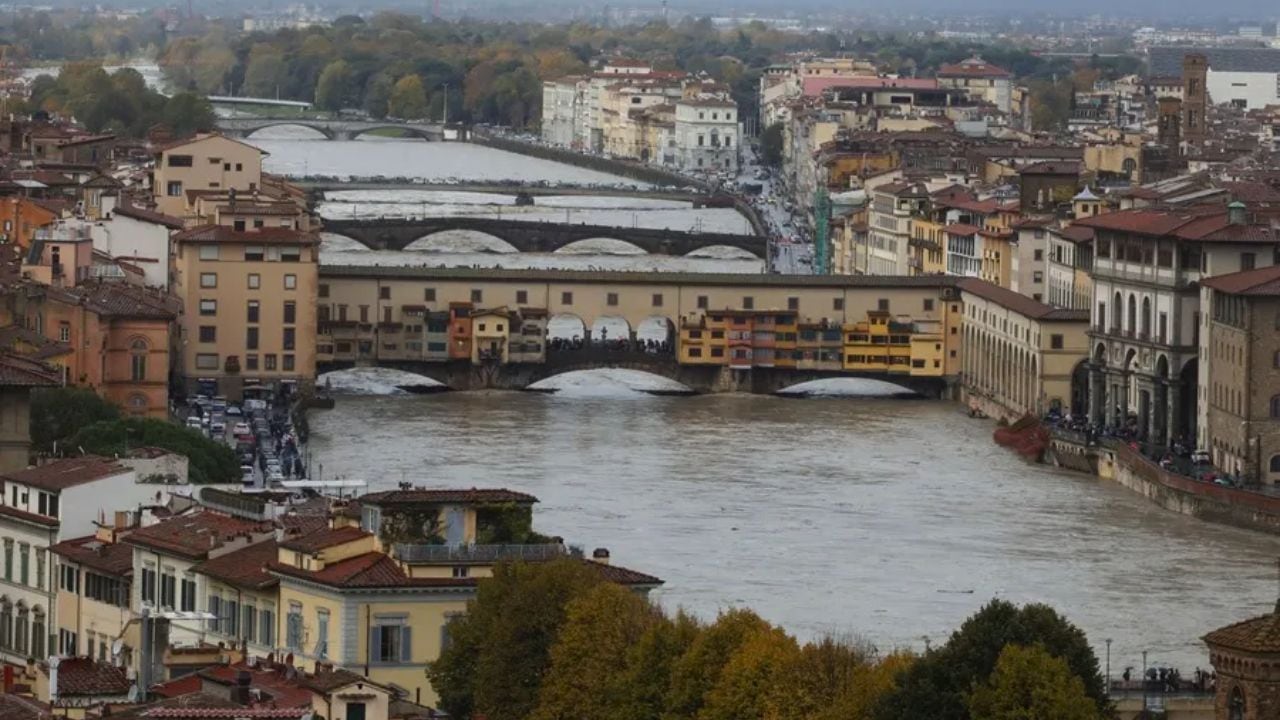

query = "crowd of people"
[548,335,674,355]
[1117,666,1215,695]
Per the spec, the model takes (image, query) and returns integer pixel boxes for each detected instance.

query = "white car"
[210,420,226,435]
[185,416,203,430]
[232,423,251,437]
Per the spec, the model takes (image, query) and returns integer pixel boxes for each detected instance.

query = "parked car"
[232,422,252,437]
[185,416,203,430]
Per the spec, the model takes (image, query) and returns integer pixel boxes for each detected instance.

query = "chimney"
[591,548,611,565]
[231,669,251,706]
[1228,201,1247,226]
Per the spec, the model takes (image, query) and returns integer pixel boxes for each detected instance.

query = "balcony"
[392,543,572,564]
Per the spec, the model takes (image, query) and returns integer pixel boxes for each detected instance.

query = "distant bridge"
[208,96,312,109]
[321,216,765,256]
[215,117,447,141]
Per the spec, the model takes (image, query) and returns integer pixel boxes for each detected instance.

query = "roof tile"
[0,456,129,491]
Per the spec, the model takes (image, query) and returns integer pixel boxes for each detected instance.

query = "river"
[307,390,1280,674]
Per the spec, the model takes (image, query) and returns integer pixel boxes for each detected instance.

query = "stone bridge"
[215,117,447,141]
[320,350,948,396]
[321,217,765,256]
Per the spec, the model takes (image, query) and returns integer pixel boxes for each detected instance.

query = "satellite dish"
[112,639,124,658]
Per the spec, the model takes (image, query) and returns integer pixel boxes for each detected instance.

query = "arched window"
[0,599,10,650]
[1271,455,1280,473]
[1271,395,1280,419]
[128,394,148,411]
[1112,292,1122,331]
[1229,686,1246,720]
[1141,297,1152,337]
[1127,294,1137,334]
[130,338,148,382]
[15,603,28,655]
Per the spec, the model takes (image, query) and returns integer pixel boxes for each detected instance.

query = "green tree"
[615,610,701,720]
[760,122,784,167]
[531,583,661,720]
[967,645,1101,720]
[388,74,429,119]
[69,417,239,484]
[427,559,603,720]
[665,609,773,720]
[243,43,287,98]
[362,72,395,119]
[315,59,355,112]
[873,601,1107,720]
[161,93,216,137]
[820,652,915,720]
[29,387,120,453]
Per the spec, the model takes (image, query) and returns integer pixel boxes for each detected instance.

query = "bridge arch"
[547,313,587,343]
[590,315,632,344]
[350,126,436,141]
[242,122,332,140]
[555,238,647,255]
[526,367,692,395]
[684,244,761,260]
[636,316,675,345]
[405,230,518,253]
[319,233,371,252]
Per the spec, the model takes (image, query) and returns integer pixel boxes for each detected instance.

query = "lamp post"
[1105,638,1112,695]
[1142,649,1149,710]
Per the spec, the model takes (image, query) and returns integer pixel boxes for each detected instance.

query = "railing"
[392,543,571,564]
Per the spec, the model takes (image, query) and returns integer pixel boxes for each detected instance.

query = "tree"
[388,74,429,119]
[699,624,815,720]
[665,608,772,720]
[162,93,216,137]
[531,583,661,720]
[426,559,603,720]
[873,600,1107,720]
[967,645,1101,720]
[69,417,239,484]
[822,652,915,720]
[760,122,784,167]
[243,43,287,98]
[29,387,120,453]
[614,611,700,720]
[362,73,394,119]
[315,59,355,112]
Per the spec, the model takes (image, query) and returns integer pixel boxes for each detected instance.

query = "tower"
[1157,96,1182,153]
[1181,53,1208,151]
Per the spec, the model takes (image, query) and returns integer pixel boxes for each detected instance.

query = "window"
[607,293,618,306]
[1242,252,1257,271]
[265,354,277,371]
[199,299,217,316]
[833,298,844,311]
[243,604,257,644]
[166,180,183,197]
[451,566,469,578]
[235,163,243,171]
[316,609,330,658]
[283,354,295,371]
[1050,334,1064,350]
[516,290,528,304]
[283,328,296,351]
[1033,271,1044,283]
[877,298,890,311]
[18,543,28,585]
[199,244,219,261]
[199,326,217,343]
[371,618,411,663]
[246,327,259,350]
[61,565,79,593]
[1271,395,1280,419]
[743,296,754,310]
[245,355,259,371]
[199,273,217,288]
[244,245,265,261]
[130,339,148,382]
[697,295,708,309]
[286,602,303,650]
[788,297,799,311]
[160,572,176,608]
[469,289,483,303]
[35,549,44,589]
[180,578,196,612]
[284,274,297,290]
[167,154,193,167]
[923,299,934,312]
[247,301,260,323]
[379,286,390,300]
[561,292,573,304]
[260,605,275,647]
[247,274,261,290]
[424,288,436,302]
[196,354,219,370]
[653,293,664,308]
[141,565,156,604]
[284,302,296,324]
[2,539,9,581]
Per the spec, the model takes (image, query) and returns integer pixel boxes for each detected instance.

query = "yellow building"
[978,229,1015,289]
[51,528,136,667]
[470,308,512,364]
[171,224,319,398]
[840,311,945,376]
[909,217,947,275]
[152,133,267,218]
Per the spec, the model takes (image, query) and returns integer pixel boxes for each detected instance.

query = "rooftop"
[0,352,61,387]
[938,56,1011,78]
[192,540,280,590]
[957,277,1091,322]
[278,525,371,554]
[51,656,131,697]
[0,693,51,720]
[123,511,272,561]
[359,488,538,505]
[111,202,185,229]
[270,550,477,590]
[50,535,134,576]
[1201,264,1280,297]
[172,225,318,246]
[1203,602,1280,655]
[0,456,129,492]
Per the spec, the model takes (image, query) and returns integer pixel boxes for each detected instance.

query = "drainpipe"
[364,605,371,676]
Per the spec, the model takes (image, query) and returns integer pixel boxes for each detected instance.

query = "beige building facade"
[152,134,266,218]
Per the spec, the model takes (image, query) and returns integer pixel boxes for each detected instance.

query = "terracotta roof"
[940,197,1000,214]
[52,657,131,697]
[1018,160,1080,175]
[298,668,382,694]
[1219,181,1280,204]
[938,57,1011,78]
[958,278,1091,322]
[279,526,370,554]
[270,551,477,590]
[802,76,937,97]
[112,203,185,229]
[193,539,279,590]
[359,488,538,505]
[587,559,664,587]
[153,132,267,156]
[59,282,178,320]
[944,223,982,236]
[0,325,71,360]
[215,202,300,216]
[50,535,134,576]
[57,133,115,148]
[172,225,317,246]
[872,181,925,197]
[0,455,129,491]
[0,352,61,387]
[1203,603,1280,654]
[123,511,272,561]
[1201,265,1280,296]
[0,693,53,720]
[0,503,59,527]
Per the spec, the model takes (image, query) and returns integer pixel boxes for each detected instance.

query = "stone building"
[0,353,59,474]
[1204,601,1280,720]
[1200,264,1280,484]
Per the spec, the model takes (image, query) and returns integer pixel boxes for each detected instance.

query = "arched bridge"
[322,217,765,256]
[215,117,446,141]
